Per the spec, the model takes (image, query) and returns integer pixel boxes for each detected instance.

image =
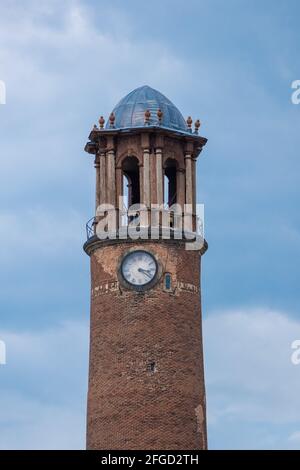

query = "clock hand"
[138,268,152,279]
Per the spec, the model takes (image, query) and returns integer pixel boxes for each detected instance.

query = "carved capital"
[141,132,150,149]
[106,135,115,152]
[184,140,194,154]
[155,134,164,148]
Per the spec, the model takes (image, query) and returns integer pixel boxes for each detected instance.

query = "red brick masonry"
[86,239,207,450]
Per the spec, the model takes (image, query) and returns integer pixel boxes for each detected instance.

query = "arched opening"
[122,156,140,208]
[164,158,177,207]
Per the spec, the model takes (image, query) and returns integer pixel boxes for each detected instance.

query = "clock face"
[121,250,158,288]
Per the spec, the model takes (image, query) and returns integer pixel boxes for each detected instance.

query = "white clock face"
[121,250,157,287]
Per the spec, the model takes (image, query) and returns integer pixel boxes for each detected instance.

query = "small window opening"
[165,273,172,291]
[164,159,177,208]
[122,156,140,208]
[147,361,156,372]
[122,156,140,225]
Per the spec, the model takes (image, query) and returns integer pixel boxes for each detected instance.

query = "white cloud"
[0,207,84,261]
[1,308,300,449]
[0,0,187,204]
[288,431,300,444]
[0,1,186,109]
[0,392,85,450]
[204,308,300,449]
[0,320,88,449]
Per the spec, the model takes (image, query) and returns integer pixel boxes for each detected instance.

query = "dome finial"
[98,116,105,129]
[109,112,115,128]
[144,109,151,125]
[157,109,163,124]
[194,119,201,134]
[186,116,193,131]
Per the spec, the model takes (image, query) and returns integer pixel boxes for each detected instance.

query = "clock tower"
[84,85,208,450]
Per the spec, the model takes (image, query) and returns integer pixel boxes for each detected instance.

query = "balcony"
[85,208,204,244]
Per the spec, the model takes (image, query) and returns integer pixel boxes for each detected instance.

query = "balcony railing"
[86,216,97,240]
[85,209,204,242]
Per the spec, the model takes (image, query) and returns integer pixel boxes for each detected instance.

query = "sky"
[0,0,300,450]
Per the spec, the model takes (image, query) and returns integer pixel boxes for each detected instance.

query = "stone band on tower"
[84,85,208,450]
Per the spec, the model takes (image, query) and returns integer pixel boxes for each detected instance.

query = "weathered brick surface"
[86,240,207,450]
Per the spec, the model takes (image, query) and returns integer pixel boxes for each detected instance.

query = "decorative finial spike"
[109,112,115,128]
[144,109,151,125]
[186,116,193,131]
[157,108,163,124]
[93,124,98,130]
[99,116,105,129]
[194,119,201,134]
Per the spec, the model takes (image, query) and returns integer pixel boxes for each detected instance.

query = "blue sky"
[0,0,300,449]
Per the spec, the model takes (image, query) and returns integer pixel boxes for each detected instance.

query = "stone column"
[176,168,185,208]
[185,153,193,233]
[116,164,123,196]
[156,148,163,207]
[143,148,150,207]
[150,149,157,205]
[116,165,123,230]
[106,147,116,206]
[192,158,197,213]
[99,151,106,206]
[141,133,150,209]
[139,162,143,205]
[94,157,100,215]
[185,154,193,207]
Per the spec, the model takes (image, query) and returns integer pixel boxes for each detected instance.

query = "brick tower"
[84,85,208,450]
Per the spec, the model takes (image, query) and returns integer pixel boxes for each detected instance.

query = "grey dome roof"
[106,85,187,132]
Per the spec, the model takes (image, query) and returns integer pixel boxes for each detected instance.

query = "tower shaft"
[84,85,208,450]
[85,241,207,450]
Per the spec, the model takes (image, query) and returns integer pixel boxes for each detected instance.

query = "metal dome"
[106,85,188,132]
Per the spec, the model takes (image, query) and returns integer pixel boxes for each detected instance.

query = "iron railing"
[85,210,204,241]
